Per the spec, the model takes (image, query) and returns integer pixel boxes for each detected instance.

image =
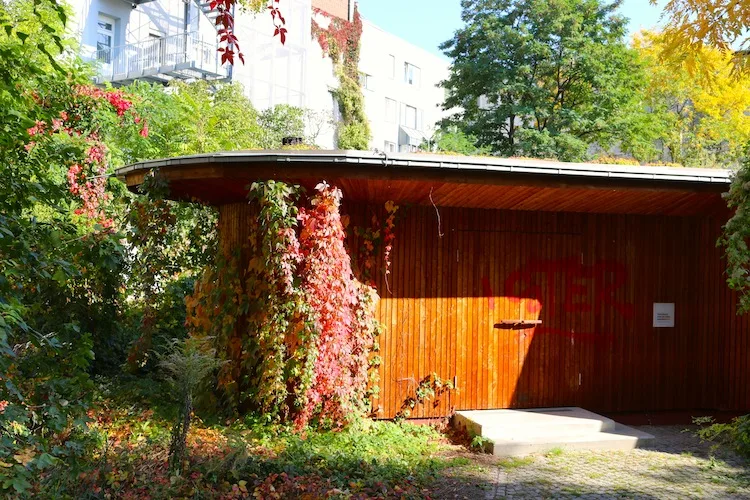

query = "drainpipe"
[184,0,189,61]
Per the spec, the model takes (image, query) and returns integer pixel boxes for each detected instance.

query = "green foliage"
[695,415,750,458]
[441,0,645,161]
[470,434,494,452]
[158,338,222,474]
[337,120,371,150]
[113,80,264,161]
[333,73,370,150]
[125,171,217,369]
[428,126,490,156]
[0,0,140,493]
[258,104,306,148]
[720,148,750,313]
[37,379,454,497]
[394,373,456,422]
[111,80,318,161]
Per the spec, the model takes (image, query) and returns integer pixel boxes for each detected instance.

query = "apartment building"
[68,0,448,151]
[358,19,449,152]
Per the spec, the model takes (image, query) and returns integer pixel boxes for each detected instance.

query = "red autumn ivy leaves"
[186,182,380,429]
[214,0,287,66]
[296,182,378,427]
[269,0,288,45]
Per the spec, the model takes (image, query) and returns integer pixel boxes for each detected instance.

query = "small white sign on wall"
[653,303,675,328]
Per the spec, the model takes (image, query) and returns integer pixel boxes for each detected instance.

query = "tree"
[427,126,491,156]
[656,0,750,76]
[258,104,306,148]
[113,80,264,162]
[0,0,149,491]
[441,0,645,161]
[633,31,750,167]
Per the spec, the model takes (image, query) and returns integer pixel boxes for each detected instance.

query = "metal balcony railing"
[91,32,227,84]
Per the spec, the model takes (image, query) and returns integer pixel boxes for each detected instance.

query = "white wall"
[66,1,449,152]
[359,19,450,152]
[68,0,338,147]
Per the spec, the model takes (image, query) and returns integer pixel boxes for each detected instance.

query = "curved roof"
[115,150,732,216]
[117,149,732,185]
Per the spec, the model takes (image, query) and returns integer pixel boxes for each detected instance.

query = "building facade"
[359,20,450,153]
[67,0,449,151]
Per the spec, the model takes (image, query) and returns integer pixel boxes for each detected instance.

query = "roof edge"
[115,150,734,186]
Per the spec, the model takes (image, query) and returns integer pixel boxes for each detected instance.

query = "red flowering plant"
[0,5,150,492]
[24,83,147,229]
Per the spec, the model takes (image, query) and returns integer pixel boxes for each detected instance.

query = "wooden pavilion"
[117,150,747,420]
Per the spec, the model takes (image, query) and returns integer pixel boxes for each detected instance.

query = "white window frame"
[97,14,116,64]
[403,104,418,129]
[385,98,397,123]
[404,62,420,87]
[384,141,397,153]
[388,54,395,79]
[359,73,374,91]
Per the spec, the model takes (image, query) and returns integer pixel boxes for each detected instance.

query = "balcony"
[90,32,228,85]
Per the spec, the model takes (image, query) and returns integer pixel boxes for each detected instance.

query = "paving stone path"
[432,426,750,499]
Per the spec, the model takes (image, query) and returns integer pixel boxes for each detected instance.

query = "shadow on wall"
[343,203,716,418]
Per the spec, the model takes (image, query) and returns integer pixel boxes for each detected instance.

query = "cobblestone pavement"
[432,426,750,499]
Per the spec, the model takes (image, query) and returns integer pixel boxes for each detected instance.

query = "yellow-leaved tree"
[655,0,750,76]
[634,30,750,167]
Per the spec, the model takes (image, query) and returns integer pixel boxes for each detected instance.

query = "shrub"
[695,415,750,457]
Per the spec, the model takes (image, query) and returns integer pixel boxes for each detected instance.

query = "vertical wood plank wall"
[346,204,750,419]
[220,202,750,419]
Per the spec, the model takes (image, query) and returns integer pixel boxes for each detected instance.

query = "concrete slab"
[453,407,655,457]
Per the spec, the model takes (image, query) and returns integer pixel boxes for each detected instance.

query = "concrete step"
[453,407,655,457]
[488,423,655,457]
[455,407,616,436]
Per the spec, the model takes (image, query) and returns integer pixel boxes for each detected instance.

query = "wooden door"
[450,229,583,410]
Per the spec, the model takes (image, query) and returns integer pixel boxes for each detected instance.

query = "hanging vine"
[296,183,379,426]
[186,181,380,428]
[311,6,371,149]
[352,201,400,290]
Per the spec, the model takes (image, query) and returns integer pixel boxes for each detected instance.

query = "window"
[384,141,396,153]
[388,54,395,79]
[359,73,374,91]
[385,98,397,123]
[330,91,342,122]
[404,62,420,86]
[97,15,115,64]
[403,104,417,129]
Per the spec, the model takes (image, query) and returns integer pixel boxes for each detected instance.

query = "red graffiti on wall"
[493,258,634,344]
[503,258,634,319]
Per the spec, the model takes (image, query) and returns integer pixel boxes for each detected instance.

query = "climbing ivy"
[297,183,379,426]
[186,181,380,428]
[312,6,371,150]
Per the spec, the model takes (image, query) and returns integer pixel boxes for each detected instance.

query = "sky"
[357,0,667,60]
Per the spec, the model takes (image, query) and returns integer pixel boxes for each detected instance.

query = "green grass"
[562,485,583,496]
[39,377,461,499]
[497,456,535,469]
[545,447,564,458]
